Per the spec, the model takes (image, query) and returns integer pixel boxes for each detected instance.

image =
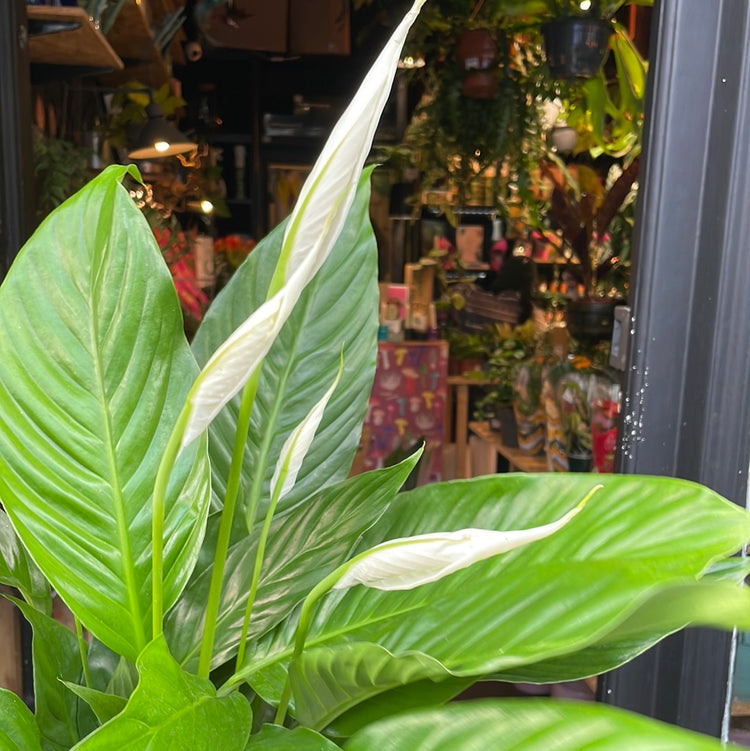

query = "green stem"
[152,405,190,639]
[74,617,92,689]
[197,368,261,679]
[235,464,285,672]
[274,565,347,725]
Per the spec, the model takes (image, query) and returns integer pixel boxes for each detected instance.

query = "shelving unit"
[27,5,123,71]
[28,1,184,89]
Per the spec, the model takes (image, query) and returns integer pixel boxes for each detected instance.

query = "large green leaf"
[0,509,50,613]
[10,597,95,750]
[165,456,420,671]
[0,166,212,661]
[245,724,340,750]
[191,170,378,533]
[325,676,475,739]
[344,698,738,750]
[245,474,750,728]
[72,637,252,750]
[0,688,42,751]
[491,578,750,684]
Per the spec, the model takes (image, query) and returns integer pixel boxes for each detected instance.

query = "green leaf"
[0,688,42,751]
[62,683,127,726]
[247,474,750,728]
[166,456,420,671]
[288,643,462,730]
[492,579,750,684]
[192,171,379,532]
[0,509,50,613]
[10,597,96,750]
[344,698,737,750]
[0,165,212,661]
[326,676,474,739]
[245,724,340,750]
[72,637,252,750]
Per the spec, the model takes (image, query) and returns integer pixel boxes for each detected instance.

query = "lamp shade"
[128,102,196,160]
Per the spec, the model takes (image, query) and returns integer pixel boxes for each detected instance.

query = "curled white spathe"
[177,0,426,451]
[333,501,587,592]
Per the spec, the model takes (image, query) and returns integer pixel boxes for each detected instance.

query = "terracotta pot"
[455,29,497,99]
[541,17,612,79]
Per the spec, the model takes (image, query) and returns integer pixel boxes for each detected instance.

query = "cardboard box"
[288,0,350,56]
[203,0,289,54]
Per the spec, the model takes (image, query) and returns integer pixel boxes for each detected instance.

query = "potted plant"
[2,3,750,749]
[557,365,594,471]
[473,319,538,445]
[541,157,639,340]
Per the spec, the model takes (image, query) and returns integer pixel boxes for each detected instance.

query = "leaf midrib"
[89,244,146,651]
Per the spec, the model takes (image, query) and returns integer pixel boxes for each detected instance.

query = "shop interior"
[3,0,750,747]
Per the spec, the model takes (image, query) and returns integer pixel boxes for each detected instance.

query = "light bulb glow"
[154,140,170,153]
[200,200,214,214]
[579,0,592,9]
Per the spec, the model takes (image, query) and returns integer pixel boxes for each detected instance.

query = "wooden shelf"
[99,0,174,90]
[469,421,550,473]
[27,6,124,70]
[105,0,156,61]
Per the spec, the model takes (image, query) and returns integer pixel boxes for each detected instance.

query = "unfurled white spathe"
[178,0,426,451]
[180,287,294,449]
[270,360,343,501]
[277,0,426,286]
[332,501,588,591]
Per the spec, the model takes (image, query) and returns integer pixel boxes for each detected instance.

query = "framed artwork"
[266,163,311,229]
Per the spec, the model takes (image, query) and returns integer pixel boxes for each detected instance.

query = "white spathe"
[333,499,589,591]
[270,360,342,501]
[178,0,427,451]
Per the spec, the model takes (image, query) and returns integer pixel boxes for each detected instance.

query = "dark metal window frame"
[0,0,34,280]
[601,0,750,737]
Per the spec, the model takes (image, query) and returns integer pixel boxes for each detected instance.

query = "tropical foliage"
[0,2,748,749]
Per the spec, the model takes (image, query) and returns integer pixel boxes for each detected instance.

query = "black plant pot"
[566,298,621,343]
[542,17,612,79]
[567,453,593,472]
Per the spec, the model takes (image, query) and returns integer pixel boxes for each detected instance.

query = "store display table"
[469,421,550,473]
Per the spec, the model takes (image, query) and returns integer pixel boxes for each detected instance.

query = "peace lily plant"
[1,2,750,749]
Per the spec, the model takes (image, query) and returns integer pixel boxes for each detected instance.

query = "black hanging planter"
[566,298,620,342]
[541,16,612,79]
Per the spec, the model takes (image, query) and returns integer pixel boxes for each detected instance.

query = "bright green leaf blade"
[245,724,340,750]
[289,643,460,730]
[247,474,750,725]
[326,676,474,739]
[492,579,750,684]
[0,688,42,751]
[0,166,212,661]
[72,637,252,750]
[166,456,420,671]
[344,698,738,750]
[192,171,378,530]
[612,23,647,100]
[62,683,127,726]
[0,509,50,613]
[10,597,96,749]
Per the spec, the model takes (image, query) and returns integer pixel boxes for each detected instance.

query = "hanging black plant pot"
[541,17,612,79]
[566,297,620,342]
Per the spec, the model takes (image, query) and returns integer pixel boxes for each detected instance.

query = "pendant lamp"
[128,101,196,160]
